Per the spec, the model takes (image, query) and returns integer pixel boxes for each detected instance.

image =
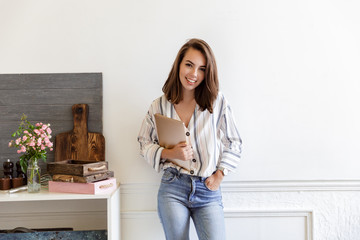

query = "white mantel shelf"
[0,184,119,202]
[0,184,121,240]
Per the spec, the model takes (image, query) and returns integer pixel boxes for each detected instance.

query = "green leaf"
[19,158,28,173]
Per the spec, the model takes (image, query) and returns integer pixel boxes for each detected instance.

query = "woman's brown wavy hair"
[162,38,219,113]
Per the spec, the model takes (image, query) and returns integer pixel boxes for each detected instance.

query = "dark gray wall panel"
[0,73,103,175]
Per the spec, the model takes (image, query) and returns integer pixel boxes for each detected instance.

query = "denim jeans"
[158,168,226,240]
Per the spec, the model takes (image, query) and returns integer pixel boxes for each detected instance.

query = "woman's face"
[179,48,206,94]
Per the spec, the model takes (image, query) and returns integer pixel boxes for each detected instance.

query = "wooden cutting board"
[54,104,105,162]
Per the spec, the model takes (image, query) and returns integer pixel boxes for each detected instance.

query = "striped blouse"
[137,92,242,177]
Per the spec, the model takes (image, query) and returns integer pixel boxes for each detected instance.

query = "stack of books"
[47,160,116,194]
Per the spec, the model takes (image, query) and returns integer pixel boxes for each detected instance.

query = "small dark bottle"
[16,161,26,178]
[16,161,27,185]
[3,159,14,179]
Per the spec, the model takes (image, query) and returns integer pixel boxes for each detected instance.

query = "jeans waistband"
[165,167,207,182]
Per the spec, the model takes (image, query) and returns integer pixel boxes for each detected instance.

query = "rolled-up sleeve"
[218,101,242,172]
[137,108,164,173]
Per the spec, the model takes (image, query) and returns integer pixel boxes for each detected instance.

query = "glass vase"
[27,158,41,193]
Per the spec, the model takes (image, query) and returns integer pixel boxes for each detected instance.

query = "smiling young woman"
[138,38,242,240]
[162,39,219,114]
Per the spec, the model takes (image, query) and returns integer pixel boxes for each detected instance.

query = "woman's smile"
[185,76,197,84]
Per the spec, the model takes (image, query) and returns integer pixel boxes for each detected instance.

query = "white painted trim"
[120,180,360,193]
[0,210,106,219]
[107,185,121,240]
[223,210,313,240]
[221,180,360,192]
[121,210,313,240]
[0,210,107,231]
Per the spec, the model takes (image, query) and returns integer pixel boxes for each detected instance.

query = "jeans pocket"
[204,180,219,192]
[161,169,177,183]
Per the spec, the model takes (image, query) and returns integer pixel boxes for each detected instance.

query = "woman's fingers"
[173,142,193,161]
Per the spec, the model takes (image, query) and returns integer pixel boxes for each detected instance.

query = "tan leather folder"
[154,113,191,170]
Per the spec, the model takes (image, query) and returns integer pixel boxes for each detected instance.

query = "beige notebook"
[154,113,191,170]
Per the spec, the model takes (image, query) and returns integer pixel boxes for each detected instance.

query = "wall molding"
[121,210,313,240]
[120,179,360,193]
[224,210,313,240]
[119,181,360,240]
[222,179,360,192]
[120,209,312,219]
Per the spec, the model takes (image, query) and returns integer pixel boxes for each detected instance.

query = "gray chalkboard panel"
[0,73,103,175]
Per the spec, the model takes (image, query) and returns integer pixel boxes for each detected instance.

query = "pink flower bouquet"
[9,114,53,173]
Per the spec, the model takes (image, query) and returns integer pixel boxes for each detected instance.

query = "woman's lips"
[186,77,196,84]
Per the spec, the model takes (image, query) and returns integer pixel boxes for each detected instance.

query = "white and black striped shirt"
[137,92,242,177]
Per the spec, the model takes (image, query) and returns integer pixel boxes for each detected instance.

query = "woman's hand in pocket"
[205,170,224,191]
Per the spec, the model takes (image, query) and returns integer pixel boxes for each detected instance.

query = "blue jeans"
[158,168,226,240]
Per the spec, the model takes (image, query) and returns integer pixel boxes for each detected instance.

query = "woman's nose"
[191,68,198,77]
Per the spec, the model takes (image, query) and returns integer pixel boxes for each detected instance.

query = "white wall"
[1,0,360,239]
[1,0,360,182]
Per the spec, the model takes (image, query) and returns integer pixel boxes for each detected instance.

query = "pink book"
[48,178,117,195]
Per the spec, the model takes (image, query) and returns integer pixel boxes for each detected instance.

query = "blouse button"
[190,170,194,175]
[192,159,196,162]
[186,132,190,136]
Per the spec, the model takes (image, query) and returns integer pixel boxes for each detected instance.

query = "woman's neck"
[182,89,195,103]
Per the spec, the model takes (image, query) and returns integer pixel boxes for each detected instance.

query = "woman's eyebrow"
[185,60,206,68]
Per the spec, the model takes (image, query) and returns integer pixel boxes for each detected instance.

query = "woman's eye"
[185,63,192,67]
[200,68,206,72]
